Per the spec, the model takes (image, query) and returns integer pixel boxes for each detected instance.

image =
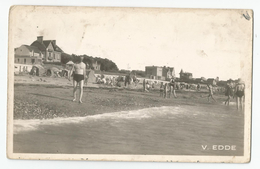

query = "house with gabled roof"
[30,36,63,62]
[14,36,64,73]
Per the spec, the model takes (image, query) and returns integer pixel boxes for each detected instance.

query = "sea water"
[13,105,244,155]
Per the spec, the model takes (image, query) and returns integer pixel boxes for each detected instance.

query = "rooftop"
[23,45,41,53]
[30,39,63,53]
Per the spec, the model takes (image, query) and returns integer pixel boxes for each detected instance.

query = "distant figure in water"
[69,56,86,103]
[207,83,217,103]
[224,81,234,105]
[235,78,245,110]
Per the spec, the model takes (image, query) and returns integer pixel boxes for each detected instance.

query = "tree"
[61,53,73,64]
[61,53,119,72]
[131,70,146,77]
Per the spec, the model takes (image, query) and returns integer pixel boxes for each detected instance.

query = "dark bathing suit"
[236,91,244,98]
[73,74,84,83]
[225,85,232,96]
[235,83,245,98]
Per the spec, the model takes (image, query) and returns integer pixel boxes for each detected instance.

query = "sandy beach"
[14,75,226,120]
[13,75,244,155]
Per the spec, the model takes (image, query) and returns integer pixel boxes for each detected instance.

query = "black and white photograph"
[7,6,253,163]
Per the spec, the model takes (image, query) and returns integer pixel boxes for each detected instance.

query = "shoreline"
[13,105,179,134]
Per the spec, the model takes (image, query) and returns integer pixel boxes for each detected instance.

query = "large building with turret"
[179,69,193,80]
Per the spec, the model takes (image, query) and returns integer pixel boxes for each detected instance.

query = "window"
[24,58,26,64]
[31,59,35,64]
[54,54,55,59]
[18,58,20,62]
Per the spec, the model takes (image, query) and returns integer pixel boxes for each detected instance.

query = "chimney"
[37,36,43,43]
[52,40,56,46]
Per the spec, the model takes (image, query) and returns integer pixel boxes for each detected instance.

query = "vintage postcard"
[7,6,253,163]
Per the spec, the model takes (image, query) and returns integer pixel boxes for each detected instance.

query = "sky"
[10,6,253,80]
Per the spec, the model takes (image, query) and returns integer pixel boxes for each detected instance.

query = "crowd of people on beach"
[95,73,140,87]
[66,55,245,110]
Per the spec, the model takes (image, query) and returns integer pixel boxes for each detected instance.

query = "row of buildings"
[145,66,193,81]
[14,36,101,73]
[14,36,220,85]
[145,66,220,85]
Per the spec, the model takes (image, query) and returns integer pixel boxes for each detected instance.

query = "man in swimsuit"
[69,56,86,103]
[235,78,245,110]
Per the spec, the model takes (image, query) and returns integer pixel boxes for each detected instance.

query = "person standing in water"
[235,78,245,110]
[69,56,86,103]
